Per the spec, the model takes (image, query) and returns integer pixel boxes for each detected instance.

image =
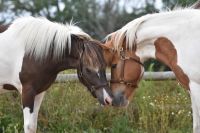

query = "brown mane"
[82,40,105,69]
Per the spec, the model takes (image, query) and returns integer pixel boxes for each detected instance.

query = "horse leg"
[22,88,45,133]
[189,81,200,133]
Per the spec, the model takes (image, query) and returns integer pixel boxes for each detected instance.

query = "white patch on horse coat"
[94,69,100,78]
[136,43,156,62]
[190,82,200,133]
[103,88,112,104]
[23,107,35,133]
[97,72,100,78]
[23,92,45,133]
[0,30,24,92]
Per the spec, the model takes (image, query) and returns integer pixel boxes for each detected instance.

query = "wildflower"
[149,102,154,107]
[178,110,183,115]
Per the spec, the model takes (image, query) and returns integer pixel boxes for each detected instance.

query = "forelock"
[82,41,105,70]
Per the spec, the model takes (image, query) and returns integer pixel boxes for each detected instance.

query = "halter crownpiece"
[119,48,144,66]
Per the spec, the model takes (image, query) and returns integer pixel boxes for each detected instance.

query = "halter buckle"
[79,72,83,77]
[126,83,133,86]
[120,56,125,60]
[90,86,95,92]
[119,81,125,84]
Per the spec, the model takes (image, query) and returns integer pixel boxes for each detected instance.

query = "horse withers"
[0,17,112,133]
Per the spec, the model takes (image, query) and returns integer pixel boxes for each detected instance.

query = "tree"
[162,0,197,9]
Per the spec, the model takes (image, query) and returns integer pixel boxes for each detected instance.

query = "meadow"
[0,80,192,133]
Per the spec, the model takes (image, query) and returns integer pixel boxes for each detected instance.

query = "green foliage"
[0,80,192,133]
[162,0,197,9]
[144,59,171,72]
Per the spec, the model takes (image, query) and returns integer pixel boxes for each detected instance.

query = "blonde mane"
[110,14,151,51]
[9,16,91,60]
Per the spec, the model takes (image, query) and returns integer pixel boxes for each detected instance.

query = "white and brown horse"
[0,17,112,133]
[103,8,200,133]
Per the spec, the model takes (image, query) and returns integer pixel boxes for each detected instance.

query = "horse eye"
[86,68,91,73]
[111,64,117,68]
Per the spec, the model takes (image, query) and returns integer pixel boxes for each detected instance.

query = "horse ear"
[99,44,110,50]
[99,44,115,66]
[100,40,114,49]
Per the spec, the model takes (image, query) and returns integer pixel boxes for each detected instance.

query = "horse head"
[76,38,113,105]
[102,35,144,107]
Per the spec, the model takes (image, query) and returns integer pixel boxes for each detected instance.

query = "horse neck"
[34,38,84,73]
[52,42,82,72]
[134,10,195,62]
[23,54,80,76]
[135,43,156,62]
[53,56,80,72]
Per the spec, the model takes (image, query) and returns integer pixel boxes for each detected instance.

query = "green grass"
[0,80,192,133]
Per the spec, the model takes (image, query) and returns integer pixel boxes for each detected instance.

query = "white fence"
[55,71,175,82]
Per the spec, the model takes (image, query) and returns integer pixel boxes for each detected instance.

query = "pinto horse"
[0,16,112,133]
[103,8,200,133]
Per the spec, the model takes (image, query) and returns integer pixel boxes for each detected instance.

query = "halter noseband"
[110,48,144,87]
[78,45,108,93]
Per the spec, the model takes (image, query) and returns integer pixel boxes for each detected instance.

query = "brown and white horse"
[0,17,112,133]
[103,8,200,133]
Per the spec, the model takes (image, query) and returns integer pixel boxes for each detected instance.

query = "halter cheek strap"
[78,72,108,93]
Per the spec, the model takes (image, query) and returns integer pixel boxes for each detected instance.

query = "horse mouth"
[111,94,129,107]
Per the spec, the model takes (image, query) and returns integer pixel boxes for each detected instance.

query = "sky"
[123,0,163,13]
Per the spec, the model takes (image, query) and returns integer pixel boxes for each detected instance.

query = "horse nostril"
[103,88,112,105]
[105,99,110,105]
[104,97,112,105]
[111,92,129,107]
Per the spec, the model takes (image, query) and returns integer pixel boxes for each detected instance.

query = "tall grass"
[0,80,192,133]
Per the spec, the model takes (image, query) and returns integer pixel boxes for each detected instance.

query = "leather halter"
[78,45,108,93]
[110,48,144,87]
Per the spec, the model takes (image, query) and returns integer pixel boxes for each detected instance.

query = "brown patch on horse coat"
[3,84,17,90]
[154,37,189,89]
[102,40,119,66]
